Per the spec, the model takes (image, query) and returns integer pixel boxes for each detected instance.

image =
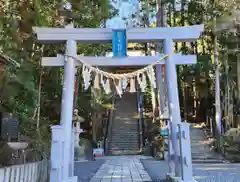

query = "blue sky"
[106,0,140,28]
[105,0,186,28]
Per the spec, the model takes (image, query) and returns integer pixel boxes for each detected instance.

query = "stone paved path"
[90,156,152,182]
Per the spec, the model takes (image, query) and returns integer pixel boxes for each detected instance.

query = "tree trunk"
[224,52,229,132]
[143,0,156,120]
[156,0,167,116]
[213,30,222,137]
[237,44,240,103]
[73,69,80,110]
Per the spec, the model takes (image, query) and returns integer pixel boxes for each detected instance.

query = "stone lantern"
[72,109,84,148]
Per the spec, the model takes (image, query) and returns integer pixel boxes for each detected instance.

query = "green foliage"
[0,0,113,157]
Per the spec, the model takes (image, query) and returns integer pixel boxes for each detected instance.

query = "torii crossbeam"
[34,23,204,182]
[41,53,196,67]
[33,24,203,43]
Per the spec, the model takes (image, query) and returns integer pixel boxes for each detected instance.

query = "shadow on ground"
[141,158,240,182]
[141,159,168,182]
[74,160,105,182]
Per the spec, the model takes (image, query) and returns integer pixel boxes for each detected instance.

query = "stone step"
[114,113,137,116]
[109,147,139,150]
[108,147,139,150]
[112,120,138,123]
[109,143,139,146]
[108,150,141,156]
[192,159,225,163]
[109,141,139,144]
[108,147,140,151]
[112,123,138,125]
[111,133,139,135]
[110,142,139,145]
[109,146,139,149]
[112,123,138,126]
[110,135,139,138]
[111,136,139,139]
[111,125,138,128]
[111,129,139,132]
[111,123,138,126]
[111,127,138,130]
[111,131,139,134]
[111,132,139,134]
[111,129,138,132]
[109,143,139,147]
[111,134,139,137]
[110,141,139,145]
[110,138,139,141]
[113,119,137,122]
[111,129,138,131]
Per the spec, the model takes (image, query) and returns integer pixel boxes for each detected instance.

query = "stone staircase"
[107,92,140,155]
[190,125,224,163]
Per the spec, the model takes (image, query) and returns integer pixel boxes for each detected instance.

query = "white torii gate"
[34,23,203,182]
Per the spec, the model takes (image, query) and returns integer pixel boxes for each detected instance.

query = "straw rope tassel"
[130,77,136,93]
[100,74,105,87]
[137,73,141,90]
[147,69,152,85]
[118,78,123,94]
[137,73,146,92]
[104,79,111,94]
[94,73,100,89]
[151,67,157,88]
[115,79,123,97]
[142,73,147,92]
[147,67,156,88]
[82,66,91,90]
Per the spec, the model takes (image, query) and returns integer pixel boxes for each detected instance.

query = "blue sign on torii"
[112,29,127,57]
[112,29,128,90]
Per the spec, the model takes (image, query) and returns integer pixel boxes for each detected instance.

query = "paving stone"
[139,170,147,175]
[122,180,133,182]
[89,156,152,182]
[141,176,152,181]
[101,179,111,182]
[89,178,102,182]
[111,179,122,182]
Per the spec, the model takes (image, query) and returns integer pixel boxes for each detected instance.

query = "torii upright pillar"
[164,39,182,176]
[61,23,77,179]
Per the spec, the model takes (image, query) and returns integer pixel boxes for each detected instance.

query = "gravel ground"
[74,160,105,182]
[193,163,240,182]
[141,159,240,182]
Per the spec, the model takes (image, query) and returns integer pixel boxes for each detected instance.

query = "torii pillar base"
[61,176,78,182]
[166,174,197,182]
